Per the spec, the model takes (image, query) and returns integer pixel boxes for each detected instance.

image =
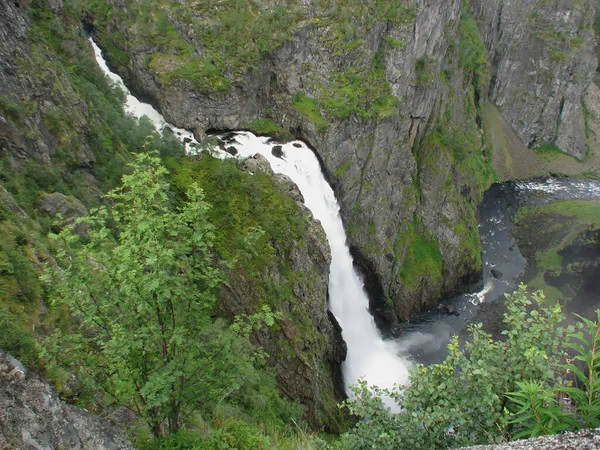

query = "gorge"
[1,0,600,448]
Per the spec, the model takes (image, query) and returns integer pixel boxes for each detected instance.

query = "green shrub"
[0,309,38,368]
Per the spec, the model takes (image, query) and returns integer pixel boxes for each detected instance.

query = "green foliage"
[508,311,600,437]
[458,12,488,98]
[338,285,570,449]
[315,53,399,120]
[415,55,435,85]
[533,143,577,160]
[149,54,232,92]
[292,93,329,132]
[0,309,38,368]
[41,154,275,437]
[398,224,442,291]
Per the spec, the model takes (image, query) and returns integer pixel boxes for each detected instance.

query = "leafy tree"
[337,285,572,449]
[41,153,272,437]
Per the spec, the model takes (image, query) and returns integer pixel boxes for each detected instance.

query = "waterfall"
[225,134,413,404]
[90,38,412,405]
[90,38,200,154]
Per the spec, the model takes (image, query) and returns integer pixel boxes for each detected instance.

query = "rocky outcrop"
[0,1,350,432]
[218,155,348,432]
[0,350,133,450]
[0,0,97,171]
[470,0,597,159]
[102,0,594,324]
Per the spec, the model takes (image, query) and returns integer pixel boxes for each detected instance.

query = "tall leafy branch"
[40,153,272,437]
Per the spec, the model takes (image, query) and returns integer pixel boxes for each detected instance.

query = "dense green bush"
[337,285,599,449]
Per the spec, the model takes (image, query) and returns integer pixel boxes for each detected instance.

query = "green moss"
[458,12,488,98]
[335,160,353,178]
[415,55,435,84]
[149,53,232,92]
[292,93,329,132]
[533,143,579,159]
[316,52,399,120]
[516,199,600,225]
[242,118,293,141]
[397,223,443,290]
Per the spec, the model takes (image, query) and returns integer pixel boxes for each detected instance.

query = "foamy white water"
[90,38,412,407]
[90,38,201,154]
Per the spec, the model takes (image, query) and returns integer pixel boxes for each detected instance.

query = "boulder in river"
[271,145,284,159]
[438,302,460,316]
[490,268,503,279]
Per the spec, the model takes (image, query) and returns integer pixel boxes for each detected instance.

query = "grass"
[397,223,443,291]
[514,199,600,302]
[292,93,329,132]
[242,118,293,141]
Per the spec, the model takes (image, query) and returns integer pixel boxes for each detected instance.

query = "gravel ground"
[461,428,600,449]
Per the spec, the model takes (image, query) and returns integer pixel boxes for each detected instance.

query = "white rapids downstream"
[90,37,412,405]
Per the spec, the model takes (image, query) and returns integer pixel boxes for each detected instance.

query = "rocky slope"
[0,350,133,450]
[85,0,597,325]
[0,0,347,432]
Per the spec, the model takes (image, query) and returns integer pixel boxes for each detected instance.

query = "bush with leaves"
[41,153,277,438]
[337,285,572,449]
[508,311,600,437]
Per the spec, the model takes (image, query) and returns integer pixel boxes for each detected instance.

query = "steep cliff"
[86,0,596,324]
[86,0,485,324]
[471,0,597,159]
[166,155,349,431]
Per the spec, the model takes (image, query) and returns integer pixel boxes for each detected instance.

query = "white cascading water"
[227,134,413,404]
[90,38,412,404]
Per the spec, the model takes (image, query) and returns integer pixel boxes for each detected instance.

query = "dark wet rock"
[271,145,284,158]
[183,137,192,144]
[0,350,134,450]
[221,131,238,142]
[292,142,302,148]
[438,302,460,316]
[163,125,173,133]
[225,146,238,155]
[490,268,503,279]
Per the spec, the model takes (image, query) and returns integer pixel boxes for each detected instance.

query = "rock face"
[219,154,348,431]
[471,0,597,159]
[89,0,596,324]
[0,350,133,450]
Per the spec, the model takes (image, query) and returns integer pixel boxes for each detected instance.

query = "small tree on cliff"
[41,154,269,437]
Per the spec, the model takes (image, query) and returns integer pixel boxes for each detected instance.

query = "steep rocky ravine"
[87,0,597,325]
